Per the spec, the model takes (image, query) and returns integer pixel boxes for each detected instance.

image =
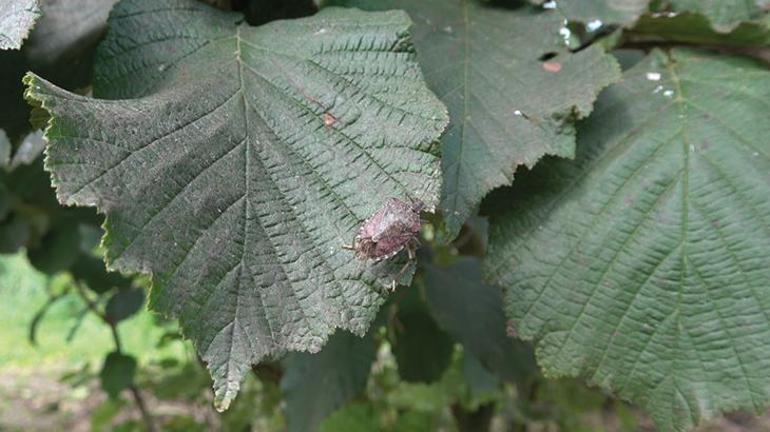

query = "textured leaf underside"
[26,0,447,410]
[486,49,770,431]
[331,0,621,239]
[0,0,40,50]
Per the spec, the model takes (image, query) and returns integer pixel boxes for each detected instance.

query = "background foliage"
[1,0,769,431]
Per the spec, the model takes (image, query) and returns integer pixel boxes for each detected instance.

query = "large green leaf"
[25,0,447,410]
[486,49,770,431]
[543,0,652,27]
[424,257,535,383]
[668,0,768,32]
[330,0,621,239]
[281,330,377,432]
[25,0,119,66]
[391,285,454,383]
[0,0,40,50]
[632,11,770,46]
[0,0,116,143]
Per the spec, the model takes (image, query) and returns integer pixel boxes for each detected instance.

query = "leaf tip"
[212,380,240,412]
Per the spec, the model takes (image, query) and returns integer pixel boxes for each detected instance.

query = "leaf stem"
[74,283,157,432]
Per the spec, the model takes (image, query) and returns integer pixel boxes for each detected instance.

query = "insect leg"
[342,235,358,251]
[391,244,417,291]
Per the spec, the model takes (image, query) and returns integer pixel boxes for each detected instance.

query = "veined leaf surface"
[486,49,770,431]
[330,0,621,239]
[26,0,447,410]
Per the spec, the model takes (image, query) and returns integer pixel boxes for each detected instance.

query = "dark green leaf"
[0,0,40,50]
[667,0,769,32]
[25,0,118,66]
[545,0,652,27]
[281,330,377,432]
[0,0,115,142]
[105,288,145,323]
[26,0,446,409]
[27,218,81,274]
[0,215,29,253]
[391,286,454,383]
[330,0,621,238]
[100,351,137,399]
[424,257,536,383]
[71,255,132,294]
[632,11,770,46]
[486,49,770,431]
[462,352,500,400]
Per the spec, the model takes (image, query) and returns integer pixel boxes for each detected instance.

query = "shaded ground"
[2,365,770,432]
[0,367,220,432]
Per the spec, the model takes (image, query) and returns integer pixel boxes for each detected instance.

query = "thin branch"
[74,283,157,432]
[130,386,157,432]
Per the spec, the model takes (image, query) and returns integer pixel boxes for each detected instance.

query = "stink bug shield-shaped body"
[344,197,425,289]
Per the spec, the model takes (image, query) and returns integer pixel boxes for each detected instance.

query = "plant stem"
[451,402,495,432]
[130,386,157,432]
[74,283,157,432]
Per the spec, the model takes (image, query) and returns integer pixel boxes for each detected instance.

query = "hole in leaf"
[538,51,558,61]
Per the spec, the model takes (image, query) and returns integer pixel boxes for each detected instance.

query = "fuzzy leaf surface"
[26,0,446,410]
[0,0,40,50]
[486,49,770,431]
[330,0,621,239]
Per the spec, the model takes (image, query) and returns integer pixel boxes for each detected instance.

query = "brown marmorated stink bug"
[343,197,425,290]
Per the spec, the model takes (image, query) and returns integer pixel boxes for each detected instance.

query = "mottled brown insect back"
[343,197,425,290]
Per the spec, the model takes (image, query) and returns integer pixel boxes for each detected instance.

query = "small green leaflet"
[329,0,621,239]
[0,0,40,50]
[100,351,137,399]
[26,0,447,410]
[486,49,770,431]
